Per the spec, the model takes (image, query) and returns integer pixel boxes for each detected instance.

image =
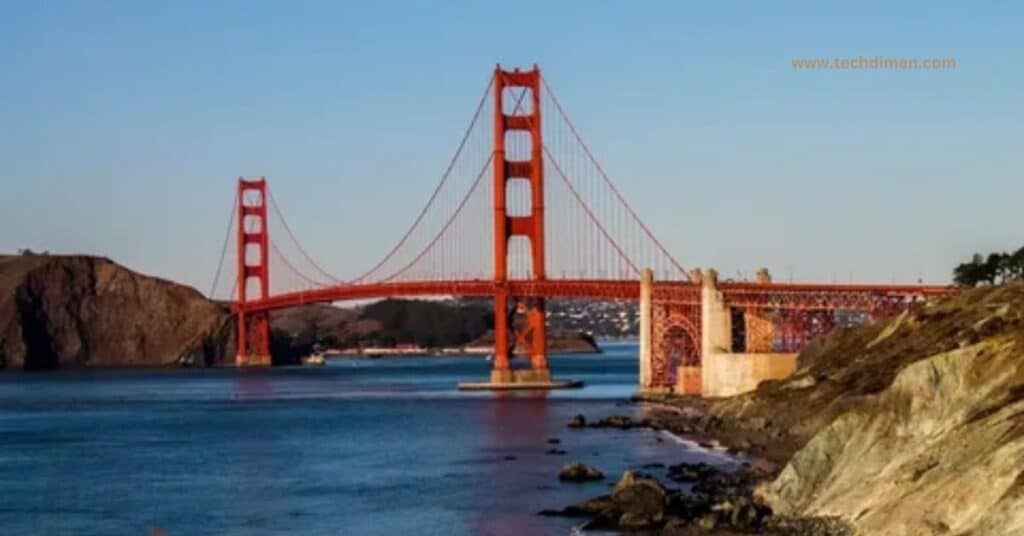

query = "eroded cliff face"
[0,255,234,369]
[742,283,1024,535]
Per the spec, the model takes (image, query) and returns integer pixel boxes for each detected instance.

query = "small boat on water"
[301,353,325,366]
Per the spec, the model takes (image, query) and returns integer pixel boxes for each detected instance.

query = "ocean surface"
[0,342,735,536]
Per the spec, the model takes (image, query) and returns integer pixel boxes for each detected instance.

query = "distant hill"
[270,298,600,356]
[269,299,492,358]
[0,254,233,369]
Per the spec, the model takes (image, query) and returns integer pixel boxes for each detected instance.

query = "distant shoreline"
[323,343,609,359]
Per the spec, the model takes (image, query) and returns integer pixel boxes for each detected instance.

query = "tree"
[1007,246,1024,280]
[954,253,986,287]
[953,248,1024,287]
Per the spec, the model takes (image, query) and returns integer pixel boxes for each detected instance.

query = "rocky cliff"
[0,254,234,369]
[698,283,1024,534]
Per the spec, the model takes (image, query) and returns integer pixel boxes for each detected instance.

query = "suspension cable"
[269,239,330,288]
[266,187,344,283]
[541,76,689,279]
[380,155,494,282]
[209,191,238,298]
[543,146,639,276]
[350,73,496,283]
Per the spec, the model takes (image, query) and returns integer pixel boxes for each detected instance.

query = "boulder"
[666,461,719,483]
[593,415,633,429]
[610,470,668,529]
[559,461,604,482]
[540,495,616,517]
[567,413,587,428]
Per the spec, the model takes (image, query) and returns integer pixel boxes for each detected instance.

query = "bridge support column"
[236,311,271,367]
[235,177,272,367]
[698,268,798,397]
[638,268,653,390]
[490,296,551,384]
[492,291,510,376]
[700,269,733,358]
[461,65,578,391]
[526,298,549,374]
[694,268,731,394]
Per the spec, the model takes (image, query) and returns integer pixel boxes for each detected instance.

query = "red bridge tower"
[235,177,272,366]
[490,65,550,384]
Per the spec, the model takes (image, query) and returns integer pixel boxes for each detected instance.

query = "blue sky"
[1,1,1020,290]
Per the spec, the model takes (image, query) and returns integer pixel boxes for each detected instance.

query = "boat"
[301,353,325,366]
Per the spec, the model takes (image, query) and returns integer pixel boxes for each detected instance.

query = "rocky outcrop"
[544,468,778,533]
[558,461,604,482]
[695,282,1024,534]
[0,254,233,369]
[763,333,1024,535]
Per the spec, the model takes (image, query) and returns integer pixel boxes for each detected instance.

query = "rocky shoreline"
[540,282,1024,534]
[541,411,851,535]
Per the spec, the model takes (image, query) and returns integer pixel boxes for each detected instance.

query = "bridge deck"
[233,278,954,313]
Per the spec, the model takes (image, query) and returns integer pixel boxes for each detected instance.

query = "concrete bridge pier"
[639,267,798,397]
[638,268,653,390]
[692,268,797,397]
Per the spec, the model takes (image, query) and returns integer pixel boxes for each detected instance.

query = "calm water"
[0,342,734,535]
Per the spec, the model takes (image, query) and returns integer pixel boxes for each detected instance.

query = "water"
[0,342,734,535]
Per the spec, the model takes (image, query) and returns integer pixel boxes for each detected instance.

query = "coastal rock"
[558,461,604,482]
[709,496,769,530]
[567,414,587,428]
[592,415,633,429]
[764,337,1024,535]
[666,462,719,483]
[611,470,667,529]
[659,518,689,534]
[0,254,233,369]
[764,516,854,535]
[539,495,616,518]
[544,468,776,532]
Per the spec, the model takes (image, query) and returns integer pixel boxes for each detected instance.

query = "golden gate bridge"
[209,65,952,395]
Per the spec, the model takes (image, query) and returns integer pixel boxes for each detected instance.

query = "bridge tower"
[235,177,272,366]
[491,65,550,384]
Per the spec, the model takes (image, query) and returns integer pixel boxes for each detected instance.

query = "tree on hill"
[953,247,1024,287]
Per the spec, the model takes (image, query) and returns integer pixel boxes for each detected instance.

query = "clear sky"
[1,1,1020,291]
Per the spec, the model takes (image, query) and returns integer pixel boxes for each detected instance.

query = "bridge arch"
[651,305,700,390]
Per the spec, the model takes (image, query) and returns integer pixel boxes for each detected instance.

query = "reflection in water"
[473,392,553,536]
[231,371,275,400]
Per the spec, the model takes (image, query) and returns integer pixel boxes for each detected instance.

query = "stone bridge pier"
[639,268,797,397]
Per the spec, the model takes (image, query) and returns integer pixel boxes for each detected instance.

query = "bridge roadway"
[233,278,954,314]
